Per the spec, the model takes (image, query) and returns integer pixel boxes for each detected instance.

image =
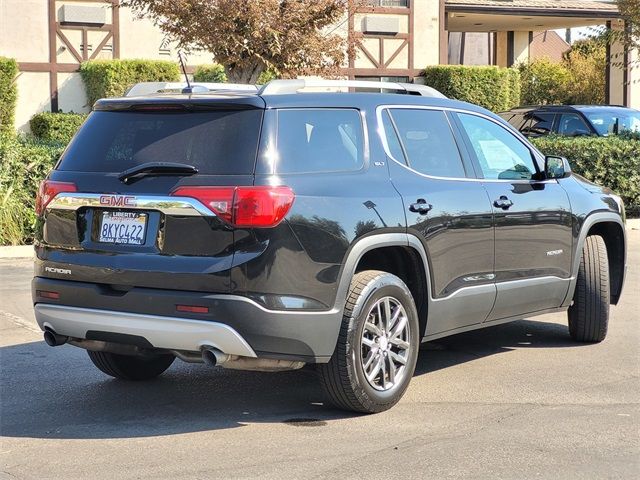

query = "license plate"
[98,211,147,245]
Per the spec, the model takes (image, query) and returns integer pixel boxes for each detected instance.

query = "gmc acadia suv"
[33,79,627,413]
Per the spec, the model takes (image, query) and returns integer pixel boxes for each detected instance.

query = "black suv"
[499,105,640,138]
[33,79,627,413]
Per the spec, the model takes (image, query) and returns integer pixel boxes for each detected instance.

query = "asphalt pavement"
[1,227,639,479]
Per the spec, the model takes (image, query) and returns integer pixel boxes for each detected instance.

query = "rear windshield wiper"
[118,162,198,184]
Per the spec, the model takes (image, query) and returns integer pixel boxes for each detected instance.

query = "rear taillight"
[171,186,295,228]
[35,180,77,215]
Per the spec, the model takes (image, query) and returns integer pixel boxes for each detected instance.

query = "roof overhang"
[445,0,620,32]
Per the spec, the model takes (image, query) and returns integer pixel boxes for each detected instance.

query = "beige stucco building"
[1,0,638,132]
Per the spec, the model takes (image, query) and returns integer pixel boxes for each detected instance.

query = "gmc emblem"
[99,195,136,207]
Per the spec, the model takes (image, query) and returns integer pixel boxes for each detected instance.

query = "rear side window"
[388,109,466,178]
[57,109,263,174]
[275,109,364,173]
[521,112,555,137]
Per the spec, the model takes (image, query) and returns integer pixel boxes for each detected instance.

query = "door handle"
[409,199,432,214]
[493,196,513,209]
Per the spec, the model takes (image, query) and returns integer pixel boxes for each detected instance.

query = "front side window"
[585,110,640,135]
[275,109,364,173]
[387,109,466,178]
[457,113,537,180]
[557,113,591,136]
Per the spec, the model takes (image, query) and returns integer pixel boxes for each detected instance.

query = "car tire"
[568,235,610,342]
[87,350,175,380]
[318,270,420,413]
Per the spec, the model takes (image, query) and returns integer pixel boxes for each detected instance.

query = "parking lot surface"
[1,228,638,479]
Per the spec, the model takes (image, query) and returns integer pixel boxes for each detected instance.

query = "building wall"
[0,0,213,132]
[0,0,49,63]
[346,1,439,80]
[530,30,570,62]
[413,0,440,69]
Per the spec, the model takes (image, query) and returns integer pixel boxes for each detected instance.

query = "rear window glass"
[275,109,364,173]
[57,110,263,174]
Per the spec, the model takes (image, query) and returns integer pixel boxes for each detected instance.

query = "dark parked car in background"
[499,105,640,138]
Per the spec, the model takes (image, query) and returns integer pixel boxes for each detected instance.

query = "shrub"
[518,58,571,105]
[0,57,18,133]
[562,39,606,105]
[79,59,181,105]
[30,112,87,143]
[193,64,227,83]
[422,65,521,112]
[531,136,640,214]
[257,68,278,85]
[0,134,65,245]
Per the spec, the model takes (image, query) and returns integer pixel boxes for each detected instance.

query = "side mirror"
[544,155,571,179]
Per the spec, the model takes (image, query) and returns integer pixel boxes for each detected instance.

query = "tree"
[122,0,353,83]
[617,0,639,51]
[563,39,606,104]
[518,58,571,105]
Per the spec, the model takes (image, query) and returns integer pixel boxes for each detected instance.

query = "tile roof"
[445,0,619,13]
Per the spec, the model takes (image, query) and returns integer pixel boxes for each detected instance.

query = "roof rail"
[258,79,446,98]
[124,82,259,97]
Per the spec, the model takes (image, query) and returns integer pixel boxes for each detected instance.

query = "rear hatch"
[36,96,265,293]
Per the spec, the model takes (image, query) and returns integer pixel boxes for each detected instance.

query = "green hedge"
[422,65,521,112]
[30,112,87,143]
[531,136,640,213]
[79,59,181,105]
[193,64,227,83]
[0,134,65,245]
[0,57,18,133]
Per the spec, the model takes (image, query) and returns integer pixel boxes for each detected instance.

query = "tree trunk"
[225,62,266,84]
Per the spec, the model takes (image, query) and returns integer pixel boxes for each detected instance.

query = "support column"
[606,20,627,105]
[495,31,508,67]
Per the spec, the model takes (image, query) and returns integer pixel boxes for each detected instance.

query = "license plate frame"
[98,210,148,245]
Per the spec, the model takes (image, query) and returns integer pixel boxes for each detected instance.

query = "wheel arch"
[563,212,626,307]
[334,233,432,338]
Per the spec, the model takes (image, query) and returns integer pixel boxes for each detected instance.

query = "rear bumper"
[32,277,342,362]
[35,304,257,357]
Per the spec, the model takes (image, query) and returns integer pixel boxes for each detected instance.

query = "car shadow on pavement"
[0,318,584,440]
[414,317,584,376]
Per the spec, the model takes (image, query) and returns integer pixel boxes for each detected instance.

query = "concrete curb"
[0,245,34,259]
[626,218,640,230]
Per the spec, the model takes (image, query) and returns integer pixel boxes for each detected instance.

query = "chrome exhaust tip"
[44,330,68,347]
[201,347,230,367]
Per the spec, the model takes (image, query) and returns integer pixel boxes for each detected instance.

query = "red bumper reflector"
[176,305,209,314]
[37,290,60,300]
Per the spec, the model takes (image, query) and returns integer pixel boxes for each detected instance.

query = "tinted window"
[557,113,591,136]
[381,110,405,163]
[58,110,262,174]
[502,113,527,130]
[275,109,364,173]
[521,112,555,137]
[389,109,466,178]
[458,113,537,180]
